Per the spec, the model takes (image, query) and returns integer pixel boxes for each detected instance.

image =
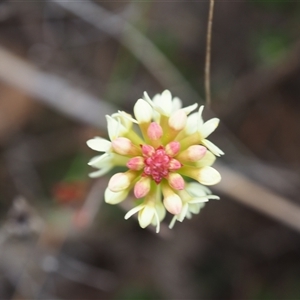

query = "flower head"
[87,90,223,232]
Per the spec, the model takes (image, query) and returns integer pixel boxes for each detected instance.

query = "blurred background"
[0,1,300,299]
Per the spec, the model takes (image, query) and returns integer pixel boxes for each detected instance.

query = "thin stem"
[205,0,215,107]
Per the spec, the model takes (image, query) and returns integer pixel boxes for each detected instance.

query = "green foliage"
[115,284,162,300]
[252,31,290,67]
[64,153,90,181]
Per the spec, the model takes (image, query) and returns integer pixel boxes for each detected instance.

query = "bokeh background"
[0,1,300,299]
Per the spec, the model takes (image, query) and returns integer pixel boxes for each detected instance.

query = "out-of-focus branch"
[51,0,202,103]
[215,163,300,233]
[0,46,115,129]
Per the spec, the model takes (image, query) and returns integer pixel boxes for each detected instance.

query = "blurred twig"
[58,254,117,291]
[51,0,202,102]
[0,46,115,129]
[74,179,107,229]
[215,163,300,233]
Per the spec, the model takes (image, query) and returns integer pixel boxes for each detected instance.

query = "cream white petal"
[152,94,162,106]
[161,89,172,102]
[194,150,216,167]
[124,204,144,220]
[182,103,198,115]
[158,90,173,115]
[206,195,220,200]
[202,139,224,156]
[155,201,166,221]
[200,118,220,138]
[86,137,111,152]
[89,167,112,178]
[189,202,205,214]
[153,211,161,233]
[152,110,160,123]
[169,215,178,229]
[88,153,110,167]
[148,195,165,232]
[134,99,153,123]
[177,203,189,222]
[171,97,182,111]
[144,90,174,118]
[184,112,198,134]
[197,105,204,127]
[198,166,221,185]
[113,110,138,127]
[185,182,211,196]
[138,205,155,228]
[143,92,160,122]
[106,115,128,141]
[169,109,187,131]
[88,154,102,166]
[143,91,153,104]
[186,210,193,219]
[104,188,128,205]
[188,197,210,204]
[88,153,108,166]
[106,115,121,141]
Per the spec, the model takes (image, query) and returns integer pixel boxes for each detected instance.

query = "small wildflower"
[87,90,223,232]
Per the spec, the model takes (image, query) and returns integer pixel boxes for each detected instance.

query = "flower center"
[142,146,171,184]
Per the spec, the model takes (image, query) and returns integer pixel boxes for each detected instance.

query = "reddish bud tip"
[168,173,185,190]
[165,141,180,156]
[141,144,155,157]
[163,194,182,215]
[134,177,151,198]
[127,156,145,170]
[187,145,207,161]
[168,158,182,171]
[147,122,163,140]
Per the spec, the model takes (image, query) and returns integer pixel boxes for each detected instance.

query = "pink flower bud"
[134,177,151,198]
[163,194,182,215]
[147,122,163,140]
[186,145,207,161]
[141,144,155,157]
[168,158,182,171]
[165,141,180,156]
[176,145,207,162]
[168,173,185,190]
[180,166,221,186]
[112,137,140,156]
[127,156,145,170]
[108,171,135,192]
